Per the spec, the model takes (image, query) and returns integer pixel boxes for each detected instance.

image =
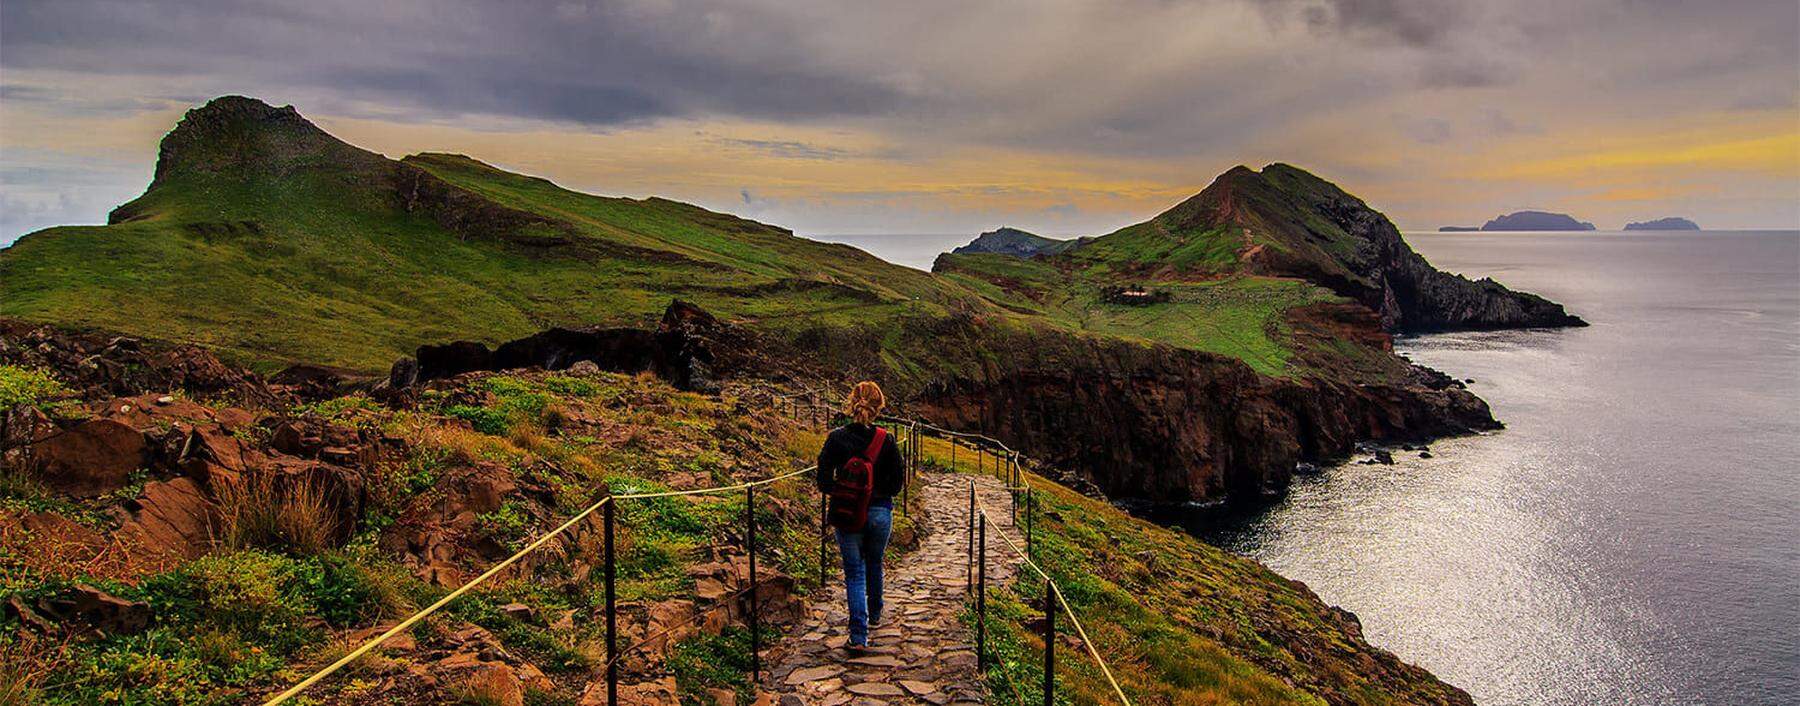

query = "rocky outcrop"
[397,300,729,392]
[1624,217,1700,230]
[0,319,276,404]
[949,227,1088,258]
[34,418,146,498]
[1480,210,1596,231]
[6,584,152,636]
[916,345,1493,504]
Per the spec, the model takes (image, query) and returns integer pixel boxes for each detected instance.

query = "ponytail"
[844,381,886,425]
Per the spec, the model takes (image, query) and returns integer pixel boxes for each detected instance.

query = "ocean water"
[1205,231,1800,705]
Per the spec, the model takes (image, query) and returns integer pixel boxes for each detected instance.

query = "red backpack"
[827,428,886,532]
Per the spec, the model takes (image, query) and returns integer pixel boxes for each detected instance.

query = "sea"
[824,228,1800,704]
[1200,230,1800,705]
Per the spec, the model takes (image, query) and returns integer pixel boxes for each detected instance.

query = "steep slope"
[1055,164,1586,331]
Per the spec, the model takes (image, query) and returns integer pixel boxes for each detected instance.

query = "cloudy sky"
[2,0,1796,247]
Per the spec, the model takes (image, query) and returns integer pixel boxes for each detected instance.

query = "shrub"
[475,501,532,550]
[145,551,315,647]
[543,375,600,397]
[446,405,509,436]
[0,366,68,409]
[216,472,339,555]
[289,554,383,628]
[667,627,774,706]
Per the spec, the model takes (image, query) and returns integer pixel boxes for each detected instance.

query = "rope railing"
[265,457,837,705]
[931,423,1135,706]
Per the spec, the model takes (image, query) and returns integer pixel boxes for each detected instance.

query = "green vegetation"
[0,100,1389,383]
[0,549,411,705]
[0,365,70,409]
[667,626,777,705]
[0,368,874,705]
[910,434,1462,705]
[935,254,1339,376]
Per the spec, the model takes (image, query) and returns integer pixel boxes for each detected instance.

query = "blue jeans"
[834,504,893,646]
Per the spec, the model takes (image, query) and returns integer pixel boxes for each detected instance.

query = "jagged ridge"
[1061,164,1586,331]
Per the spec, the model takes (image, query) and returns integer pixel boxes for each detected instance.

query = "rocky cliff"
[911,328,1494,505]
[1128,165,1589,331]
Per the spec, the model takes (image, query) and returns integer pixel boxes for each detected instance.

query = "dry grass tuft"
[448,665,521,706]
[216,472,338,554]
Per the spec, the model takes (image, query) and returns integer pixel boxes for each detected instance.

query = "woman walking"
[816,381,906,652]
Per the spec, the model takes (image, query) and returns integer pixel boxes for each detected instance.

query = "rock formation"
[1624,217,1700,230]
[949,227,1088,258]
[1479,210,1596,231]
[394,300,730,392]
[1135,165,1588,331]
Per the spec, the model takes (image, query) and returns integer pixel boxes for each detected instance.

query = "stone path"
[762,471,1024,705]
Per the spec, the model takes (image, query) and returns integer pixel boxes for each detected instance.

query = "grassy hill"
[940,163,1584,336]
[1,97,1375,382]
[0,98,983,373]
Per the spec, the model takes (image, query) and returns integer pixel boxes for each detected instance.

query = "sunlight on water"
[1208,231,1800,705]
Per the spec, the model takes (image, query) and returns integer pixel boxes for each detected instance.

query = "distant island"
[1624,217,1700,231]
[950,226,1090,258]
[1479,211,1597,231]
[1437,226,1481,232]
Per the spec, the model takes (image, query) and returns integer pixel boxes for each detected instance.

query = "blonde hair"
[844,381,886,425]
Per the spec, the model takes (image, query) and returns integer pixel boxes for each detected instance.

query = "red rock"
[117,477,218,559]
[43,584,151,635]
[37,418,145,497]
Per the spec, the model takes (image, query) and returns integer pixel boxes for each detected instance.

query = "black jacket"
[816,423,905,500]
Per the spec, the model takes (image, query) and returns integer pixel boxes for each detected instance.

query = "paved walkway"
[763,472,1023,705]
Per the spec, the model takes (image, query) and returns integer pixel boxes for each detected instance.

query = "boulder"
[416,341,494,381]
[41,584,152,635]
[117,477,219,559]
[388,356,421,388]
[36,418,146,497]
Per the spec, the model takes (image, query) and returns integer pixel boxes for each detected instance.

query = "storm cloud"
[1,0,1796,240]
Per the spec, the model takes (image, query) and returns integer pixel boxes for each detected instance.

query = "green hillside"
[1,97,1371,382]
[0,98,987,373]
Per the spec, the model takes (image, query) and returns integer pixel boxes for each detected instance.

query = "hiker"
[816,381,906,652]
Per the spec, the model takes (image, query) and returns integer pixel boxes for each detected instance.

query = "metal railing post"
[966,479,976,590]
[1043,578,1055,706]
[746,484,761,683]
[604,498,617,706]
[977,513,987,671]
